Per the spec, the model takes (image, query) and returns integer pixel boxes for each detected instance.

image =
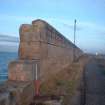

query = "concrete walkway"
[83,60,105,105]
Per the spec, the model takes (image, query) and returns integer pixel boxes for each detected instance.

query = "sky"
[0,0,105,54]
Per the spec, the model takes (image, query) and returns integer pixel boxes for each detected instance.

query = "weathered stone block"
[19,24,40,42]
[8,60,40,81]
[19,42,41,60]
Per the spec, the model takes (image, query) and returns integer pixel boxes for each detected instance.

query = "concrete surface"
[82,59,105,105]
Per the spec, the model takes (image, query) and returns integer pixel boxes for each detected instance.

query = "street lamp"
[73,19,76,62]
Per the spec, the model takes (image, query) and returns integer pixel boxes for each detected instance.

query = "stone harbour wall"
[18,19,83,81]
[0,19,83,105]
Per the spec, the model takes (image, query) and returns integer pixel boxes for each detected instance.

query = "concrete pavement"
[83,59,105,105]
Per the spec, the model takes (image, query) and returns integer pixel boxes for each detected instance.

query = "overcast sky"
[0,0,105,54]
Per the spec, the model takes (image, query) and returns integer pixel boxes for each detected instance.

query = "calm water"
[0,52,17,83]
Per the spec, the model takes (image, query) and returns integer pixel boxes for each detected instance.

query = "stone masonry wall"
[0,19,83,105]
[9,19,83,82]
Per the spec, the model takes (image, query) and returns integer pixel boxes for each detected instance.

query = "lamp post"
[73,19,76,62]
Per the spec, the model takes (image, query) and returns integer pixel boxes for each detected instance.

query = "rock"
[0,81,35,105]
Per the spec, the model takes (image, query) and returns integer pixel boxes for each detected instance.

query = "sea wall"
[0,19,83,105]
[17,19,83,81]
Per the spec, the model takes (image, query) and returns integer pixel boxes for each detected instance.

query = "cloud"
[78,21,105,33]
[0,34,19,42]
[0,14,104,34]
[0,15,105,53]
[0,14,35,22]
[0,43,18,52]
[56,22,82,31]
[43,18,105,35]
[0,34,19,52]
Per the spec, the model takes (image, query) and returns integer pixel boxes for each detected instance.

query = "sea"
[0,52,17,84]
